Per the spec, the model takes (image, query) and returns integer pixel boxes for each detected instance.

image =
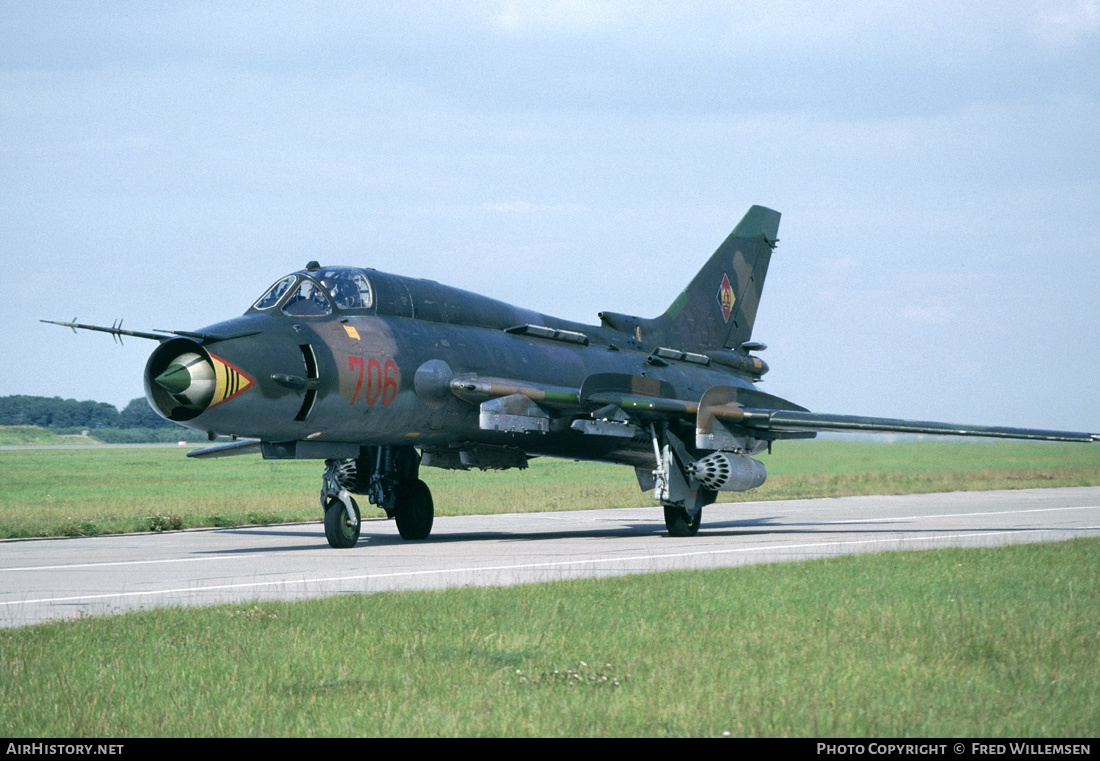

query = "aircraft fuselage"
[146,297,764,468]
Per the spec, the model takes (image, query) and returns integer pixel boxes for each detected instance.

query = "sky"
[2,1,1098,433]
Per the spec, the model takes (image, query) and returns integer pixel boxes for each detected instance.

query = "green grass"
[2,539,1096,737]
[2,439,1099,538]
[0,424,189,445]
[0,425,99,446]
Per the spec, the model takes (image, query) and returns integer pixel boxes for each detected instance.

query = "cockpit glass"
[282,278,333,317]
[313,268,373,310]
[253,275,297,310]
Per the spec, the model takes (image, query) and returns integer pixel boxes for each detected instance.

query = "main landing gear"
[650,424,715,538]
[320,445,434,549]
[663,505,702,537]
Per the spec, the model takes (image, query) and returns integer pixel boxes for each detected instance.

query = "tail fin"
[649,205,780,353]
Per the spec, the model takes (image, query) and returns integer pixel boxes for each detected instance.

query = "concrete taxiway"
[2,486,1098,628]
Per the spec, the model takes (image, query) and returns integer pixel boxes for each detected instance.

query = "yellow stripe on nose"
[209,354,255,408]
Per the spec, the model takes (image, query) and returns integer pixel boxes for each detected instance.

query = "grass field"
[3,435,1098,736]
[2,539,1096,736]
[0,426,101,447]
[2,437,1099,539]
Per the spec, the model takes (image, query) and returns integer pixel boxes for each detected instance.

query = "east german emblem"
[717,273,735,323]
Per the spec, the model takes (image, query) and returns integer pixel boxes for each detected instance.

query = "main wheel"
[324,496,361,548]
[394,479,433,540]
[664,505,702,537]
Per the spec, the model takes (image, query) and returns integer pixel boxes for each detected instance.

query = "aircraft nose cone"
[155,363,192,395]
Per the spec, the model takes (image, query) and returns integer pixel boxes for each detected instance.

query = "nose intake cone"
[155,364,193,395]
[155,352,216,411]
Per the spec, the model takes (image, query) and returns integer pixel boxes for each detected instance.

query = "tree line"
[0,395,177,433]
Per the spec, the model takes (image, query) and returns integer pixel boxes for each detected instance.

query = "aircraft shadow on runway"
[191,514,1061,556]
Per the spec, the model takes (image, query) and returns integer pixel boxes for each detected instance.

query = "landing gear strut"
[650,424,715,538]
[320,446,434,548]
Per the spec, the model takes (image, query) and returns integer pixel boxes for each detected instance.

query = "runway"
[3,486,1099,628]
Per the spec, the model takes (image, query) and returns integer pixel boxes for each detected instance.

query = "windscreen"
[252,275,297,310]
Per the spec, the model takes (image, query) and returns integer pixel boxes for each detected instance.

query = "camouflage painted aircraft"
[45,206,1099,548]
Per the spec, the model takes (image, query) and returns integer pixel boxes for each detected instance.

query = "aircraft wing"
[452,373,1098,446]
[733,409,1099,444]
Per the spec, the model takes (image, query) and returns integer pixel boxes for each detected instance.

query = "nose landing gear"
[320,446,434,548]
[320,459,360,548]
[323,494,361,548]
[394,478,433,540]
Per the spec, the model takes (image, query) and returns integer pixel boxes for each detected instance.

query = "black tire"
[324,496,361,549]
[664,505,702,537]
[394,479,433,540]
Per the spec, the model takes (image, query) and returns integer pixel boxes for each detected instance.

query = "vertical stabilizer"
[645,205,780,354]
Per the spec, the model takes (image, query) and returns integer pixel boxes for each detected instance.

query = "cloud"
[489,0,636,35]
[480,201,586,213]
[897,304,955,326]
[1035,0,1100,49]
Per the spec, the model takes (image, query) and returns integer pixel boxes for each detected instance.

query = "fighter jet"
[45,206,1099,548]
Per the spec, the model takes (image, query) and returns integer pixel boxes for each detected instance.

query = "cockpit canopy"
[251,266,374,316]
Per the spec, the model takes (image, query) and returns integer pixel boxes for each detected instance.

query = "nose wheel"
[321,459,362,548]
[324,495,361,549]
